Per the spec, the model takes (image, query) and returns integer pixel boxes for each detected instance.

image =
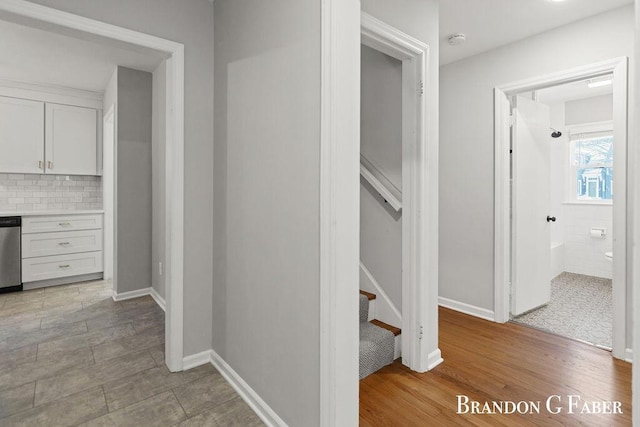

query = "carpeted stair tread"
[370,319,401,336]
[359,292,394,379]
[359,322,394,379]
[360,290,376,301]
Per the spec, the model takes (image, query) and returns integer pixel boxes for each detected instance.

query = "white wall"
[102,68,116,283]
[565,94,613,126]
[632,0,639,417]
[213,1,321,425]
[440,7,635,345]
[548,94,614,279]
[27,0,215,356]
[564,204,613,279]
[152,61,166,299]
[360,45,402,311]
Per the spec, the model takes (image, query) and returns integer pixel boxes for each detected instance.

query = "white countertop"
[0,210,104,217]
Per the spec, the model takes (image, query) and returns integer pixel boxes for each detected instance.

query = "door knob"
[547,216,556,222]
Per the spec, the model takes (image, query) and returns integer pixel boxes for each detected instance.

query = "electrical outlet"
[159,262,163,276]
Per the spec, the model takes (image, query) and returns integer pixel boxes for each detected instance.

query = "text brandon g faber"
[456,395,623,415]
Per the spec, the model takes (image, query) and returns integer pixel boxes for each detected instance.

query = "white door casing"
[512,96,552,316]
[361,13,441,372]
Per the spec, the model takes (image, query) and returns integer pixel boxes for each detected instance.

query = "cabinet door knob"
[47,161,53,169]
[38,160,43,169]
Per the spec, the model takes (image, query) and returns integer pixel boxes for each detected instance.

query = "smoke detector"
[448,33,466,46]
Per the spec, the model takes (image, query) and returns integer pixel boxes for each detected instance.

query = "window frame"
[566,121,614,205]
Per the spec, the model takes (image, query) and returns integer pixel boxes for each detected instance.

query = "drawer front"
[22,251,103,283]
[22,214,102,234]
[22,229,103,259]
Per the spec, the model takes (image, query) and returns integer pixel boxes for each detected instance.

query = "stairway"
[359,291,401,379]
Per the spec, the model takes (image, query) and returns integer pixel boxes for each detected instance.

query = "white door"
[512,96,552,316]
[45,103,98,175]
[0,96,45,173]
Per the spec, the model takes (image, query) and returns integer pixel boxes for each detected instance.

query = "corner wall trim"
[439,297,495,322]
[427,348,443,370]
[625,348,633,364]
[150,288,166,312]
[209,349,288,427]
[182,350,211,370]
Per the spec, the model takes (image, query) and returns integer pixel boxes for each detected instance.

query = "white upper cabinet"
[0,96,45,174]
[45,103,98,176]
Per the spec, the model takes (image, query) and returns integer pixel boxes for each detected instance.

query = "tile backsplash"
[0,173,102,212]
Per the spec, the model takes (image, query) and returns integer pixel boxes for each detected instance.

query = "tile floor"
[512,271,612,349]
[0,280,264,426]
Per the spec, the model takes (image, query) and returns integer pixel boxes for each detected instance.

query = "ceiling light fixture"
[587,78,613,89]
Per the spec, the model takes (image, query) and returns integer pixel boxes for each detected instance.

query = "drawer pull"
[58,264,71,269]
[58,242,71,246]
[58,222,72,227]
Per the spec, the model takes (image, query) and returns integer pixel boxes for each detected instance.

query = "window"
[570,128,613,202]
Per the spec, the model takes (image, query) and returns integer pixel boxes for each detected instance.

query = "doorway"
[494,58,628,358]
[359,12,440,373]
[0,0,186,371]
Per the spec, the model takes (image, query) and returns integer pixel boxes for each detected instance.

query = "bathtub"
[550,241,564,280]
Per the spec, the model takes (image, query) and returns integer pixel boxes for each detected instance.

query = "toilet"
[605,251,613,262]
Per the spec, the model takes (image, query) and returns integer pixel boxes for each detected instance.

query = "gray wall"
[439,6,635,346]
[213,1,321,425]
[26,0,215,355]
[360,45,403,310]
[116,67,152,294]
[152,62,167,299]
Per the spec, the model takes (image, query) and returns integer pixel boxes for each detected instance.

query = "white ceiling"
[0,19,166,92]
[536,76,613,105]
[439,0,634,65]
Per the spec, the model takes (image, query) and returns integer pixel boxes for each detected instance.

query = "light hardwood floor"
[0,280,263,426]
[360,307,632,426]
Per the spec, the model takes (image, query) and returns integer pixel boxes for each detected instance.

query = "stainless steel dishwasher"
[0,216,21,292]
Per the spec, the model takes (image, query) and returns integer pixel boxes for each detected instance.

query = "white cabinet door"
[45,103,98,175]
[0,96,45,173]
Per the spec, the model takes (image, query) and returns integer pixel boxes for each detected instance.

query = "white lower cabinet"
[22,213,103,284]
[22,252,103,283]
[22,229,103,258]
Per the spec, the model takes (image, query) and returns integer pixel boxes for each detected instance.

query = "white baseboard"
[625,348,633,363]
[182,350,211,370]
[427,348,443,371]
[439,297,495,322]
[112,287,152,302]
[210,349,288,427]
[150,287,166,312]
[112,286,166,313]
